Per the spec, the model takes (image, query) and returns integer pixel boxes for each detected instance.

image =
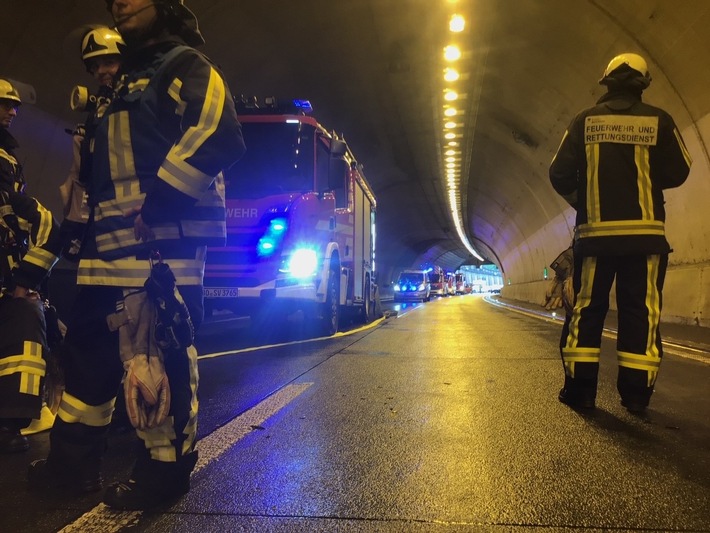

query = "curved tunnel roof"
[2,1,709,282]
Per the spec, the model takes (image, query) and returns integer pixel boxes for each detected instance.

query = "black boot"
[0,423,29,453]
[27,457,103,493]
[103,451,198,511]
[558,376,596,409]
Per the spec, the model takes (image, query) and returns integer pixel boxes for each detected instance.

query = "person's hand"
[124,206,155,242]
[12,286,40,300]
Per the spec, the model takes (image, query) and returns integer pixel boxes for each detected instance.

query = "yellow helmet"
[81,27,125,63]
[599,53,651,88]
[0,79,21,105]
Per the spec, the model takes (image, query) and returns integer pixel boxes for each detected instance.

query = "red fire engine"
[203,97,378,335]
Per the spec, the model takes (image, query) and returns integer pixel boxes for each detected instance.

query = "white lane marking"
[59,383,313,532]
[198,316,386,360]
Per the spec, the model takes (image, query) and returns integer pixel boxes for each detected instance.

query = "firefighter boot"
[27,423,105,493]
[103,451,198,511]
[558,376,596,409]
[0,419,29,453]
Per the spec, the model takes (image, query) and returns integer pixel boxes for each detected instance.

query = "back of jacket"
[550,91,692,256]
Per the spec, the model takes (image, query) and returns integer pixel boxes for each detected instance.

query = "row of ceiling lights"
[441,2,484,261]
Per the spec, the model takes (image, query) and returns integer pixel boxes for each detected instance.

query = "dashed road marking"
[59,383,313,532]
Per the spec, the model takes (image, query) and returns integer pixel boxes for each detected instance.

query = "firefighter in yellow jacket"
[0,80,62,452]
[549,53,692,413]
[29,0,245,509]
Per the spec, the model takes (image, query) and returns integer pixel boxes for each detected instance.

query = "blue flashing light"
[257,217,289,257]
[270,218,287,234]
[283,248,318,278]
[293,99,312,113]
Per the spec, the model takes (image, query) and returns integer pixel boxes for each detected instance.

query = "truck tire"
[319,270,340,336]
[360,279,372,324]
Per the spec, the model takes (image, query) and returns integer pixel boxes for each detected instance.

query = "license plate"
[203,287,238,298]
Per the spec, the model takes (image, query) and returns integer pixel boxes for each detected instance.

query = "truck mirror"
[330,139,347,157]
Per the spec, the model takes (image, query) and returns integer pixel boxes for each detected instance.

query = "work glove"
[562,277,575,316]
[124,353,171,430]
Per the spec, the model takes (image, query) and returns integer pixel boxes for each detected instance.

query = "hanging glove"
[107,290,171,430]
[124,353,171,430]
[562,277,575,316]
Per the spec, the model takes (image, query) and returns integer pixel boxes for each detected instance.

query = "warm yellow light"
[444,45,461,61]
[445,132,456,139]
[450,14,465,33]
[444,90,458,101]
[445,121,457,129]
[448,141,459,147]
[445,149,456,156]
[444,68,459,82]
[445,156,456,162]
[444,108,457,117]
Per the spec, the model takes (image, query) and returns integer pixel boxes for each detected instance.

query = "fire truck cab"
[204,97,378,335]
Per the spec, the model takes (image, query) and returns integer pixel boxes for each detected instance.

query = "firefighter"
[0,80,62,452]
[59,26,125,261]
[549,53,692,413]
[28,0,245,509]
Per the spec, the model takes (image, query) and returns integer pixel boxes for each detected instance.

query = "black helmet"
[105,0,204,46]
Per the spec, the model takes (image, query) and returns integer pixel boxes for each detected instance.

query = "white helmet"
[599,53,651,88]
[81,27,125,63]
[0,79,21,106]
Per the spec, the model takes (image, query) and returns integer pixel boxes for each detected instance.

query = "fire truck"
[204,97,378,335]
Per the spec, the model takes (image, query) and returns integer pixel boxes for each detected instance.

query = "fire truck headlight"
[286,248,318,278]
[393,284,401,292]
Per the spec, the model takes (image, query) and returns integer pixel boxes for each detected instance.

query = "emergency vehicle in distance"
[203,97,378,335]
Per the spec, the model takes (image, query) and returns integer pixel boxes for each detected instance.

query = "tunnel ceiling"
[3,0,710,277]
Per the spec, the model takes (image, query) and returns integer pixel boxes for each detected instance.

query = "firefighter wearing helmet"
[29,0,246,511]
[0,78,62,453]
[58,26,125,264]
[549,53,692,413]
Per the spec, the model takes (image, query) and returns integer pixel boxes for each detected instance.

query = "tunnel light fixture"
[444,132,456,139]
[444,68,460,82]
[444,107,457,117]
[444,90,458,101]
[447,141,459,147]
[449,14,465,33]
[444,121,457,129]
[444,45,461,62]
[445,157,456,163]
[445,149,456,156]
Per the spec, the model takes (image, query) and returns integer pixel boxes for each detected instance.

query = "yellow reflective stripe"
[57,392,115,427]
[128,79,149,92]
[158,155,214,199]
[182,345,199,455]
[181,220,226,238]
[0,148,18,165]
[77,257,205,287]
[618,350,661,371]
[94,225,186,254]
[108,111,140,199]
[576,220,665,238]
[585,143,600,222]
[673,128,693,167]
[137,416,177,462]
[168,78,186,116]
[20,372,40,396]
[94,195,145,221]
[645,254,662,363]
[176,67,226,161]
[22,247,58,270]
[566,256,596,349]
[635,145,653,219]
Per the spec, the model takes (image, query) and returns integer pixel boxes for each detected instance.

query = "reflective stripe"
[77,256,205,287]
[674,128,693,167]
[108,111,139,198]
[168,77,186,116]
[94,195,144,221]
[23,246,58,270]
[0,148,18,165]
[576,219,665,239]
[1,341,45,396]
[182,345,199,455]
[585,143,600,221]
[635,145,653,220]
[561,346,600,378]
[57,392,115,427]
[158,155,214,199]
[181,219,226,239]
[137,416,177,462]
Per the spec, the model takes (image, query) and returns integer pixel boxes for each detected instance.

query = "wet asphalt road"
[2,294,709,532]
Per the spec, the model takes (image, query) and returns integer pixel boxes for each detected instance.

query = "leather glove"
[124,353,171,430]
[562,277,575,316]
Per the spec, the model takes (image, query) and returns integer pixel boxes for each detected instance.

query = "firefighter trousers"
[0,294,47,425]
[48,285,200,478]
[559,253,667,405]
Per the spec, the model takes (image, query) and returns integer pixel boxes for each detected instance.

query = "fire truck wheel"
[360,280,372,324]
[319,270,340,336]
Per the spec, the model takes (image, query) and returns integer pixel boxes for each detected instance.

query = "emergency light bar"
[236,95,314,115]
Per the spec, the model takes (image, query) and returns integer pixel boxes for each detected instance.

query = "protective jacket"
[77,39,246,287]
[0,128,25,194]
[549,89,692,256]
